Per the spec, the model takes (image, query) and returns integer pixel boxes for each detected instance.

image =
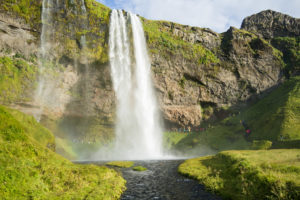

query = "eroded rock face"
[149,24,283,128]
[163,22,221,50]
[0,14,37,57]
[241,10,300,39]
[0,3,296,133]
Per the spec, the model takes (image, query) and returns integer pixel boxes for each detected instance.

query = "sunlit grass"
[0,105,126,199]
[106,161,135,168]
[179,149,300,199]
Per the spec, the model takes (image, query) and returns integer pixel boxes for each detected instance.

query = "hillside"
[170,76,300,155]
[179,149,300,200]
[0,105,125,199]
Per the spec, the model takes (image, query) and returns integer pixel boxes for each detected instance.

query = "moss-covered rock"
[0,56,37,103]
[271,36,300,77]
[143,19,219,65]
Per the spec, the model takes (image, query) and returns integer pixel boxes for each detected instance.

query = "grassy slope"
[0,105,125,199]
[172,76,300,154]
[179,149,300,200]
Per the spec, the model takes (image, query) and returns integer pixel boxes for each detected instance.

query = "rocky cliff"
[0,0,299,156]
[241,10,300,40]
[143,18,285,128]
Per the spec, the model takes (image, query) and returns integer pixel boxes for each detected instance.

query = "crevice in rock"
[183,73,206,87]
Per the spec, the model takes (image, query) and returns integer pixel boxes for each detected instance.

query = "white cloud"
[102,0,300,33]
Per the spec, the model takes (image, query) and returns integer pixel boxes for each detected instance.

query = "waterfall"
[104,10,163,160]
[33,0,55,121]
[80,0,87,48]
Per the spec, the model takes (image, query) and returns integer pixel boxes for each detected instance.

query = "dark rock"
[241,10,300,39]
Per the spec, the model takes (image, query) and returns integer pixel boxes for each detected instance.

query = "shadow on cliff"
[54,59,116,159]
[171,76,300,155]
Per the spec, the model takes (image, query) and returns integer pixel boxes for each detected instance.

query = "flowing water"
[100,10,163,160]
[33,0,55,121]
[79,160,221,200]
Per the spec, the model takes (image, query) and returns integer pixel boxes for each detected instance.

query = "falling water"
[33,0,55,121]
[103,10,163,160]
[80,0,87,48]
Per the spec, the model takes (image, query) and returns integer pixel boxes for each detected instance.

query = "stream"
[83,160,221,200]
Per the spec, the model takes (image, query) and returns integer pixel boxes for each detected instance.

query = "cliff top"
[241,9,300,39]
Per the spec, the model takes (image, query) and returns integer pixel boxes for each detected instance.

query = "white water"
[33,0,54,121]
[98,10,163,160]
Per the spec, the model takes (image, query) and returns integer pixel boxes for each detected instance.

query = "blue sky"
[97,0,300,33]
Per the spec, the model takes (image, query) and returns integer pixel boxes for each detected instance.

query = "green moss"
[0,105,126,199]
[142,19,219,65]
[85,0,110,20]
[0,56,37,103]
[272,37,300,77]
[251,140,272,150]
[84,0,111,63]
[178,76,186,89]
[106,161,134,168]
[133,166,147,171]
[179,150,300,200]
[1,0,42,30]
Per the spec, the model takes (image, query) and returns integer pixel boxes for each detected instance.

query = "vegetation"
[179,149,300,200]
[221,27,284,66]
[251,140,273,150]
[106,161,135,168]
[163,132,189,150]
[1,0,42,30]
[142,19,219,65]
[84,0,111,63]
[172,76,300,154]
[133,166,147,171]
[0,105,126,199]
[272,36,300,77]
[0,56,37,103]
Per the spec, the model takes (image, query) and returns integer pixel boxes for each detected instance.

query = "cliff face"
[145,21,284,128]
[241,10,300,40]
[0,0,298,146]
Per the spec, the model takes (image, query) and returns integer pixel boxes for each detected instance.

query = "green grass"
[240,76,300,141]
[142,19,219,65]
[133,166,147,171]
[0,56,37,103]
[0,105,126,199]
[179,149,300,200]
[106,161,134,168]
[251,140,273,150]
[173,76,300,154]
[163,131,189,150]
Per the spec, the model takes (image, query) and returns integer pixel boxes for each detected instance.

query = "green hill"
[0,105,125,199]
[179,149,300,200]
[171,76,300,154]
